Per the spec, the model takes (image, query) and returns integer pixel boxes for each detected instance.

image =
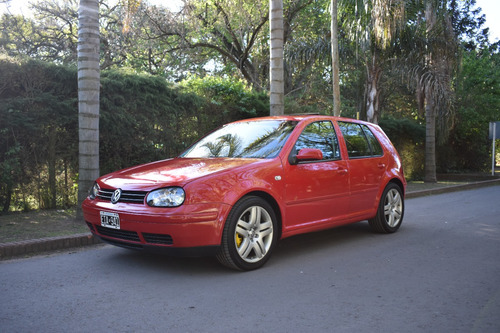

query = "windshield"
[182,120,297,159]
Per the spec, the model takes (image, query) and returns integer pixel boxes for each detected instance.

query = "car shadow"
[272,221,376,260]
[101,246,225,275]
[99,220,377,274]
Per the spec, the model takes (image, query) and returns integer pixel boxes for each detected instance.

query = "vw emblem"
[111,188,122,204]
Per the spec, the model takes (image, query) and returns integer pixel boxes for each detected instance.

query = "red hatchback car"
[83,115,406,270]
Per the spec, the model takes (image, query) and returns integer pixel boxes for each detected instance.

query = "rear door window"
[338,122,384,158]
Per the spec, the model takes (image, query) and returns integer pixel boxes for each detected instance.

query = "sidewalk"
[1,178,499,260]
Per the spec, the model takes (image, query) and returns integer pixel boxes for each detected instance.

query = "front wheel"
[369,183,404,233]
[216,196,278,271]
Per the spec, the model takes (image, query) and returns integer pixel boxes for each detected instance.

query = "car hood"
[99,158,262,191]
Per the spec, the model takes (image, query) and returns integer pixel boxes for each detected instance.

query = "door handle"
[336,168,348,174]
[377,163,386,169]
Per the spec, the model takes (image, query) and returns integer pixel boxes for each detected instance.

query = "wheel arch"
[239,191,283,238]
[388,178,405,196]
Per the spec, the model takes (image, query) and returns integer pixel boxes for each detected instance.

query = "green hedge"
[0,58,269,211]
[379,118,425,180]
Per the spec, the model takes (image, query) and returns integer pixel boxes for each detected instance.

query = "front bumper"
[82,198,231,256]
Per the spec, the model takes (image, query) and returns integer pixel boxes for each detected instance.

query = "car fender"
[183,158,285,209]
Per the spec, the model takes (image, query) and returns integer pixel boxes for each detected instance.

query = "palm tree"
[270,0,285,115]
[420,0,458,182]
[396,0,458,182]
[365,0,405,123]
[289,0,405,121]
[386,0,458,183]
[77,0,100,218]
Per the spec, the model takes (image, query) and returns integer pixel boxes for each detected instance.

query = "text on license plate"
[100,211,120,229]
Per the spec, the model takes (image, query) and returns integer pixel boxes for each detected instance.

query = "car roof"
[230,114,375,126]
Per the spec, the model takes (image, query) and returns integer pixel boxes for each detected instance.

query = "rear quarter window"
[362,126,384,156]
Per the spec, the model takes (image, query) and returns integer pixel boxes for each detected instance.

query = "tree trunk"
[270,0,284,116]
[424,85,437,182]
[64,158,69,207]
[2,183,12,213]
[48,125,57,208]
[77,0,100,219]
[424,0,437,183]
[331,0,341,117]
[366,53,381,124]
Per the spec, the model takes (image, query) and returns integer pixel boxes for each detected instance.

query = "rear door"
[337,121,388,215]
[283,120,350,229]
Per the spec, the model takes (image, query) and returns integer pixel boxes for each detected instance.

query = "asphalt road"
[1,185,499,332]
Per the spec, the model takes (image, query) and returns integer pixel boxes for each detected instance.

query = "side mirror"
[296,148,323,162]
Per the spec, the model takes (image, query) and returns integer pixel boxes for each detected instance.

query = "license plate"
[100,211,120,229]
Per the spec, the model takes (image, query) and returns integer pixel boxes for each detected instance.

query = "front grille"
[96,225,141,242]
[97,188,147,204]
[143,233,173,245]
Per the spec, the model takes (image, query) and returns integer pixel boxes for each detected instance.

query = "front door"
[283,121,350,230]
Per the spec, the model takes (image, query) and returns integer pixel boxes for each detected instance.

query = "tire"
[216,196,278,271]
[369,183,404,233]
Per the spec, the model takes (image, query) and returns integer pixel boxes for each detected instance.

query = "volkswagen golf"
[82,115,406,270]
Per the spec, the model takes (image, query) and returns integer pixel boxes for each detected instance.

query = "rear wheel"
[369,183,404,233]
[216,196,278,271]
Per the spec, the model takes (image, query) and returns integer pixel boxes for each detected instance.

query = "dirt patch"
[0,209,88,243]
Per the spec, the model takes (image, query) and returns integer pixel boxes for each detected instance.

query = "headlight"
[147,187,185,207]
[89,182,100,199]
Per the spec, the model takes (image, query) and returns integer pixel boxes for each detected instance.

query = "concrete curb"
[0,233,102,260]
[405,178,500,198]
[1,179,499,260]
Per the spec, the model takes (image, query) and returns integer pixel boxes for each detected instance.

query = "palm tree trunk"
[331,0,341,116]
[77,0,100,218]
[424,0,437,183]
[270,0,284,115]
[424,85,437,182]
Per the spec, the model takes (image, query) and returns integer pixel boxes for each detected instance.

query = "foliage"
[179,75,269,136]
[0,56,77,211]
[0,0,171,71]
[99,70,199,174]
[449,0,492,51]
[1,0,500,210]
[443,50,500,172]
[379,118,425,180]
[0,58,268,212]
[0,0,80,65]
